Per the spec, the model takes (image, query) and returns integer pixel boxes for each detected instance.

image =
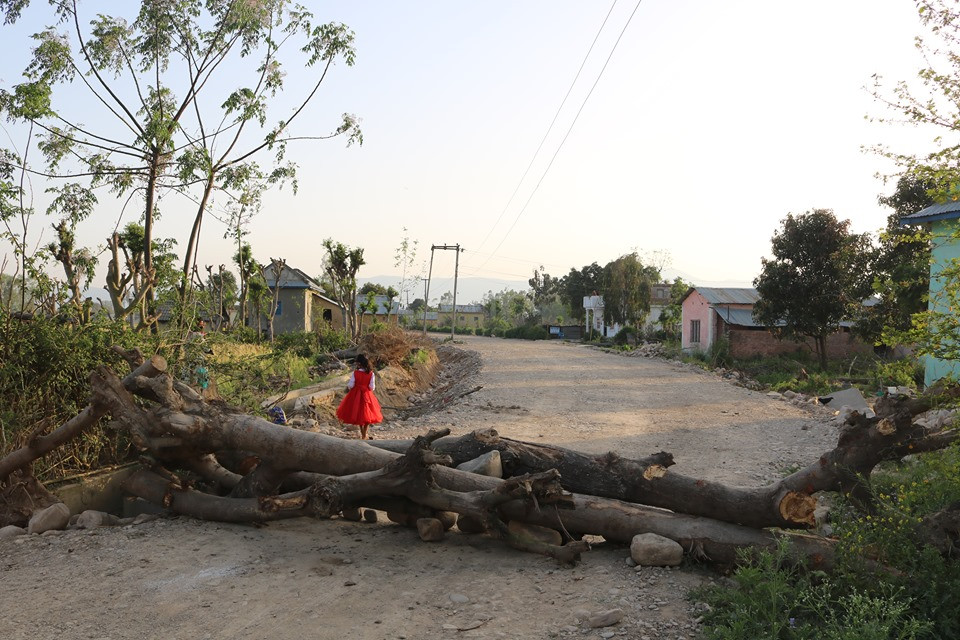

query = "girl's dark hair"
[356,354,371,370]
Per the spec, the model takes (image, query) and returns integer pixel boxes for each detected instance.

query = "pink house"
[681,288,758,353]
[680,286,873,359]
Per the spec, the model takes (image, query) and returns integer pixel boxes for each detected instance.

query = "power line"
[471,0,619,256]
[473,0,644,273]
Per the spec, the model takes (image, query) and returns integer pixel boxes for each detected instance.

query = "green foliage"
[699,446,960,640]
[856,176,933,345]
[602,252,659,328]
[613,325,638,345]
[503,325,548,340]
[869,0,960,202]
[558,262,604,322]
[754,209,874,370]
[0,313,157,480]
[271,327,351,361]
[322,238,365,339]
[696,540,932,640]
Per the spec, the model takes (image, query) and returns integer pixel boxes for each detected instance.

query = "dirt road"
[1,336,837,640]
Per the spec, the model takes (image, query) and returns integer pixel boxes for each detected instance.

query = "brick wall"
[727,326,873,359]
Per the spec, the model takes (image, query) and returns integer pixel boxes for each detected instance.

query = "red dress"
[336,369,383,426]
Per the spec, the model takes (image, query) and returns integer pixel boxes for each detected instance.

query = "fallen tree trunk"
[10,351,957,569]
[370,395,960,530]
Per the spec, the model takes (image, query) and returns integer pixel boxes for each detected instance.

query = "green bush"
[613,325,638,345]
[697,445,960,640]
[0,313,159,480]
[503,325,548,340]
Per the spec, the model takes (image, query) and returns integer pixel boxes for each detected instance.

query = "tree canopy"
[602,252,659,329]
[0,0,360,329]
[753,209,873,369]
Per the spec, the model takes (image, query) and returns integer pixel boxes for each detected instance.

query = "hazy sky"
[0,0,942,302]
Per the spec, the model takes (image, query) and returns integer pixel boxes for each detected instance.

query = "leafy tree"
[0,1,361,323]
[869,0,960,200]
[602,252,659,329]
[408,298,425,313]
[233,242,258,328]
[481,288,534,328]
[104,223,178,329]
[393,227,419,307]
[262,258,287,342]
[753,209,874,370]
[657,277,691,340]
[359,282,388,296]
[558,262,604,322]
[203,265,238,331]
[45,183,98,323]
[856,175,934,345]
[357,290,379,332]
[322,238,365,339]
[528,265,559,318]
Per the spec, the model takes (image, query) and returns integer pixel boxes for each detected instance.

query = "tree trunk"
[8,354,957,568]
[369,405,958,530]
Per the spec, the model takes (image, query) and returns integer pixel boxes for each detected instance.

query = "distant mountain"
[358,275,529,306]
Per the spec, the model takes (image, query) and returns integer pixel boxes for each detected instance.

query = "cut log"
[370,394,960,530]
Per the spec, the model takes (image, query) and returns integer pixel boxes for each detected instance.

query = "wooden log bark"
[371,395,960,530]
[0,355,167,483]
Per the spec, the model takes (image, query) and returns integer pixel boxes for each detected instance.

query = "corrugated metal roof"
[697,287,759,305]
[438,304,485,313]
[715,306,855,328]
[900,200,960,225]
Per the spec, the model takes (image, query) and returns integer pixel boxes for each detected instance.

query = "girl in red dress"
[336,354,383,440]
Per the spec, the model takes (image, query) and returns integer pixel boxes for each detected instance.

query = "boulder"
[630,532,683,566]
[0,525,26,539]
[76,510,122,529]
[27,502,70,534]
[416,518,445,542]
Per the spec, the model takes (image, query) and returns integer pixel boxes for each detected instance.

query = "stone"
[456,514,485,534]
[416,518,445,542]
[456,450,503,478]
[341,507,363,522]
[625,556,637,567]
[76,510,121,529]
[27,503,70,534]
[507,520,562,546]
[435,511,458,531]
[362,509,378,523]
[782,390,797,399]
[448,593,470,604]
[132,513,158,525]
[630,533,683,567]
[586,609,623,628]
[0,525,26,539]
[766,391,783,399]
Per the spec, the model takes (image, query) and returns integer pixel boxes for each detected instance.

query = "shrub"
[697,445,960,640]
[0,313,159,480]
[613,325,638,345]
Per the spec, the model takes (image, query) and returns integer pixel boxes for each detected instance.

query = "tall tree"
[559,262,604,323]
[0,1,361,327]
[322,239,365,340]
[602,252,659,329]
[753,209,874,370]
[856,175,934,345]
[657,277,691,340]
[393,227,419,307]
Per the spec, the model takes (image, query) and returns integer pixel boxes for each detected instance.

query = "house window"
[690,319,701,343]
[275,300,282,316]
[323,309,332,322]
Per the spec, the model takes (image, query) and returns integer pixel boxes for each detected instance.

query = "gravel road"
[1,335,838,640]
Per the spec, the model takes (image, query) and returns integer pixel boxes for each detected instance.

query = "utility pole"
[450,245,462,342]
[424,244,462,339]
[422,250,435,336]
[419,277,429,332]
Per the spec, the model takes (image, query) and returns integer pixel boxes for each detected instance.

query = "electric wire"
[471,0,619,256]
[470,0,644,275]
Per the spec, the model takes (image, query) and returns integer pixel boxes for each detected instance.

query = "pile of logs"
[2,348,958,567]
